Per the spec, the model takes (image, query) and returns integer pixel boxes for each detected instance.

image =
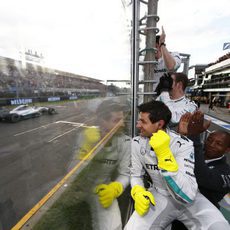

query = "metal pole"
[143,0,158,102]
[131,0,140,137]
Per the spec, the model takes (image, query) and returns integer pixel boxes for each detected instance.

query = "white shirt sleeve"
[130,138,146,188]
[171,52,181,71]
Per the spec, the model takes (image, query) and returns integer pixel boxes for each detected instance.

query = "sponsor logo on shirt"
[184,164,194,170]
[184,158,194,164]
[140,146,146,155]
[145,163,159,171]
[186,171,195,178]
[154,68,167,73]
[190,152,194,160]
[177,141,185,148]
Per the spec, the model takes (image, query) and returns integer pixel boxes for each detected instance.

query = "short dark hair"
[173,72,188,90]
[96,100,125,120]
[138,100,171,128]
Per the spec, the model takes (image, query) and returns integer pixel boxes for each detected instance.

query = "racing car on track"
[0,107,19,122]
[0,104,57,122]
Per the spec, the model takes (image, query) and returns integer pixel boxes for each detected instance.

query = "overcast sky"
[0,0,229,82]
[0,0,131,82]
[158,0,230,66]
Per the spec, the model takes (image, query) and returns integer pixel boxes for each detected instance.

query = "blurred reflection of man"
[73,100,131,230]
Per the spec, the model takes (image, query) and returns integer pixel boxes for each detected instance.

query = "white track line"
[14,120,96,139]
[55,120,85,126]
[47,127,80,142]
[14,123,55,136]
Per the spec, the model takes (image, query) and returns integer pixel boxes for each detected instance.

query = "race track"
[0,99,104,229]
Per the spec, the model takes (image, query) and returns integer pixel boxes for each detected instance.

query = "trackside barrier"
[0,95,100,106]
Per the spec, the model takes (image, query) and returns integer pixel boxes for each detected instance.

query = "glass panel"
[0,1,132,229]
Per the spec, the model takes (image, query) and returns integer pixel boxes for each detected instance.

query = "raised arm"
[150,130,198,204]
[159,27,181,71]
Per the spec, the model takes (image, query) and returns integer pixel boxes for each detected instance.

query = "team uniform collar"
[170,95,185,102]
[205,155,225,164]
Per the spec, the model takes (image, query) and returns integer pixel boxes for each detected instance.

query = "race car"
[0,107,20,123]
[0,104,57,122]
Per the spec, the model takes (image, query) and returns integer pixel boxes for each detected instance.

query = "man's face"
[204,132,229,159]
[136,112,159,137]
[102,111,125,134]
[170,74,178,98]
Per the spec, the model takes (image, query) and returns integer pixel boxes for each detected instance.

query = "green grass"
[33,167,94,230]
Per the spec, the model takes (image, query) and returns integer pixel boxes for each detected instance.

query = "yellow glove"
[149,130,178,172]
[94,182,123,208]
[131,185,155,216]
[78,126,101,159]
[83,126,101,144]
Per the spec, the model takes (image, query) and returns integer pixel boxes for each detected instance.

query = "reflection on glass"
[33,99,131,230]
[0,1,131,229]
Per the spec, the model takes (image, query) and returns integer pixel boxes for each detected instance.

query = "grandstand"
[188,53,230,107]
[0,55,106,104]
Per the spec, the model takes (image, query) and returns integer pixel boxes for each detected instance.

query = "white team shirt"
[130,129,198,204]
[156,92,197,126]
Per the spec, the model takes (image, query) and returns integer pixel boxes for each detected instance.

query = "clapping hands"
[178,111,211,136]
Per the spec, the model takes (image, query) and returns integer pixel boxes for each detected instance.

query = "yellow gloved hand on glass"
[83,126,101,144]
[131,185,155,216]
[94,182,123,208]
[78,126,101,159]
[149,130,178,172]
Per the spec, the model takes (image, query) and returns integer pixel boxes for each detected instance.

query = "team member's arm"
[150,130,197,204]
[159,27,181,71]
[163,138,197,204]
[149,130,178,172]
[130,138,155,216]
[161,49,181,71]
[130,137,146,187]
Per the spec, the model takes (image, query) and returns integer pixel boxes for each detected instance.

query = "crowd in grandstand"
[0,56,106,98]
[207,52,230,67]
